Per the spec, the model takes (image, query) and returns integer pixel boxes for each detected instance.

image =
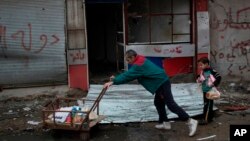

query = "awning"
[86,0,126,3]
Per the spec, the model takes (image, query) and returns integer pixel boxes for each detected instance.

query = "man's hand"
[103,81,113,88]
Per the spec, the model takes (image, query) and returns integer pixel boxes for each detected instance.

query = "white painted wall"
[209,0,250,80]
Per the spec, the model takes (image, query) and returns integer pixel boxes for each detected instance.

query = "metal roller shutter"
[0,0,67,87]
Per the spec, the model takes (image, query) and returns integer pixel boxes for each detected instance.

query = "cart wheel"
[80,132,90,141]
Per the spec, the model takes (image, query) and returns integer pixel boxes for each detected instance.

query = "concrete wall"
[209,0,250,81]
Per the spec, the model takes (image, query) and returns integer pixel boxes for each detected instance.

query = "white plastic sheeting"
[87,83,203,123]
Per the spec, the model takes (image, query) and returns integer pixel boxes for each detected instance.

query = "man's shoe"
[187,118,198,136]
[155,122,171,130]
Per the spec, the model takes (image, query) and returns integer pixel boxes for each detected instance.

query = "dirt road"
[0,82,249,141]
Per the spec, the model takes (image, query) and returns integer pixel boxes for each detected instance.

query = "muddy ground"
[0,77,249,141]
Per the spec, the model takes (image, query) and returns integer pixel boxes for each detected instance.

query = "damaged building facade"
[0,0,249,91]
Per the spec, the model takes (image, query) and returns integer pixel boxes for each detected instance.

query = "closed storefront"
[0,0,67,87]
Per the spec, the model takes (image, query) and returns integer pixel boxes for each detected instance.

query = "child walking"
[197,57,221,125]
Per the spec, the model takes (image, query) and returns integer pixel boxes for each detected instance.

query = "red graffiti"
[1,23,60,54]
[153,47,162,53]
[70,50,85,62]
[11,23,32,51]
[231,39,250,65]
[163,46,183,54]
[210,49,217,61]
[211,51,235,62]
[211,38,250,65]
[232,39,250,50]
[211,7,250,32]
[236,7,250,23]
[227,64,233,75]
[225,64,250,75]
[219,52,224,59]
[34,34,47,54]
[50,34,60,45]
[226,53,236,62]
[175,46,182,53]
[239,65,247,74]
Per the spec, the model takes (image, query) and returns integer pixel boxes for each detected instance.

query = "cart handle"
[77,87,108,130]
[89,87,107,112]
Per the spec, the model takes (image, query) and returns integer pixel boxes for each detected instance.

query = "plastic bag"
[206,87,221,100]
[208,74,216,87]
[197,73,205,83]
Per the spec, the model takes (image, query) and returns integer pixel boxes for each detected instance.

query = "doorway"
[86,3,124,83]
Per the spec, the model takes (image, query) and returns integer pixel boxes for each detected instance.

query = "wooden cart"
[42,88,107,141]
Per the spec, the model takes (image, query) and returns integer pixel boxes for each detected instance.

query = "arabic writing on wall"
[153,46,183,54]
[67,49,87,65]
[210,5,250,76]
[211,7,250,32]
[0,23,60,55]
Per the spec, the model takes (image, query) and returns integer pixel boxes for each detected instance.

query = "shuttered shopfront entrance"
[0,0,67,87]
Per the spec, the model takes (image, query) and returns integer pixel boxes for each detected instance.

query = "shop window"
[127,0,191,44]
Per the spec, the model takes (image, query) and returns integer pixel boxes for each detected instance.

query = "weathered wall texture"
[209,0,250,81]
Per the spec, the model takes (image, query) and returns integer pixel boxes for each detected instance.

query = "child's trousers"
[203,92,214,122]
